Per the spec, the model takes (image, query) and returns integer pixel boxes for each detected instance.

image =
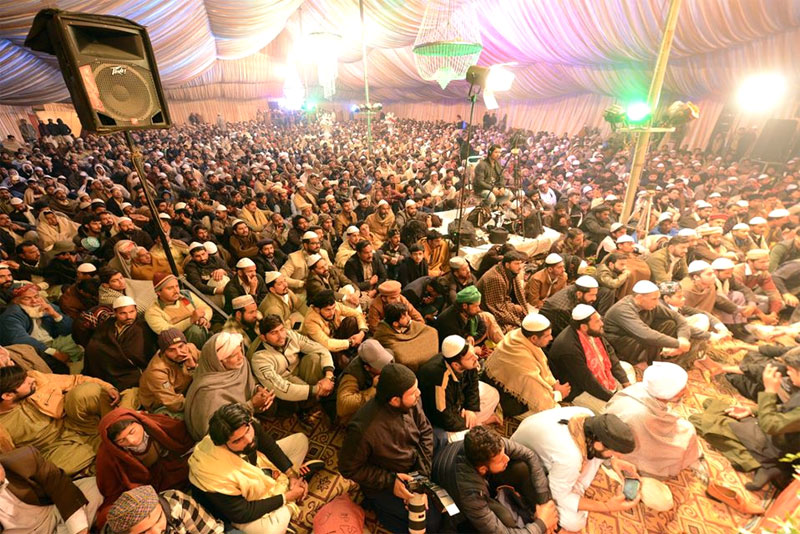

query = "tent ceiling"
[0,0,798,106]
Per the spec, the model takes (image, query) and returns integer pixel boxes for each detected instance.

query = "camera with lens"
[404,471,460,516]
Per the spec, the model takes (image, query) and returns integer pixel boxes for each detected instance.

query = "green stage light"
[625,101,651,123]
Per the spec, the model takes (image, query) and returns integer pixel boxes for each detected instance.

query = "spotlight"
[664,100,699,126]
[603,104,625,131]
[625,101,652,124]
[465,64,515,110]
[738,73,786,113]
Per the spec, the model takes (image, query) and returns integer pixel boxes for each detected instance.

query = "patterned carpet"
[259,364,778,534]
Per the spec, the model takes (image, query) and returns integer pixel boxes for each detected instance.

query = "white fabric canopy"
[0,0,797,107]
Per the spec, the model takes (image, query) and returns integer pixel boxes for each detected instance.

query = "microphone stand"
[453,82,480,255]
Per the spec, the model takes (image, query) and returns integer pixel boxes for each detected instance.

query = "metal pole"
[359,0,373,155]
[453,89,477,255]
[620,0,683,224]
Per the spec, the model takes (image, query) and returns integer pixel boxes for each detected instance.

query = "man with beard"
[373,301,438,373]
[548,304,632,413]
[13,240,46,284]
[224,258,267,314]
[188,403,320,533]
[43,240,79,287]
[301,290,367,369]
[305,254,360,308]
[73,215,106,252]
[97,217,153,260]
[540,275,604,339]
[646,235,690,283]
[525,253,567,310]
[145,273,212,347]
[379,228,410,281]
[280,230,330,303]
[338,363,441,533]
[184,241,232,297]
[595,252,631,301]
[365,199,395,246]
[95,408,195,529]
[335,226,362,268]
[692,226,736,262]
[228,219,259,260]
[0,283,75,373]
[85,296,157,392]
[335,198,358,235]
[511,409,639,532]
[0,262,15,310]
[221,295,262,356]
[0,364,119,475]
[473,144,506,205]
[253,238,286,275]
[138,328,199,417]
[476,251,527,332]
[345,241,388,301]
[258,271,306,330]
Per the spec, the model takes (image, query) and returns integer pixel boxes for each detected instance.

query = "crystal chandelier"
[307,31,342,99]
[412,0,483,89]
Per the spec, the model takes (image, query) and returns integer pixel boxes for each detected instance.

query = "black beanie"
[584,413,636,454]
[375,363,417,403]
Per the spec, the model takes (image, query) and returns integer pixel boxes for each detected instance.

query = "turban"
[584,414,636,453]
[106,485,159,534]
[215,332,243,361]
[12,283,38,298]
[456,285,481,304]
[376,363,416,403]
[642,362,688,401]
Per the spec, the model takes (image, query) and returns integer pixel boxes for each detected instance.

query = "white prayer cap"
[677,228,697,238]
[264,271,281,284]
[711,257,735,270]
[449,256,467,270]
[697,225,722,236]
[727,176,739,182]
[231,295,255,310]
[605,194,618,201]
[544,253,563,265]
[236,258,256,269]
[113,296,136,309]
[441,335,468,360]
[633,280,659,294]
[694,200,712,209]
[658,212,673,223]
[735,200,749,208]
[731,223,750,231]
[188,242,205,252]
[345,226,360,235]
[708,192,721,199]
[643,362,688,400]
[77,263,97,274]
[616,235,634,244]
[575,275,598,290]
[306,253,323,268]
[748,217,767,225]
[522,313,550,333]
[577,260,588,274]
[174,202,188,211]
[118,217,132,224]
[377,199,389,207]
[537,179,548,186]
[158,212,171,220]
[572,304,596,321]
[687,260,711,274]
[302,231,319,241]
[405,199,416,207]
[204,241,218,254]
[610,223,624,233]
[215,204,228,211]
[120,202,132,210]
[769,208,789,218]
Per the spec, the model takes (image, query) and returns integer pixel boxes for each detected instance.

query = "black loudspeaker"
[25,9,171,133]
[750,118,798,163]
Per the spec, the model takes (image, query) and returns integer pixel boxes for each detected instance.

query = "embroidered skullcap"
[610,222,624,233]
[731,223,750,231]
[235,258,256,269]
[442,335,470,360]
[769,209,789,218]
[616,235,634,244]
[263,271,281,285]
[405,199,416,207]
[657,281,681,296]
[203,241,218,255]
[697,226,722,236]
[302,231,318,241]
[345,226,360,235]
[658,212,673,223]
[306,253,323,268]
[746,249,769,261]
[231,295,255,310]
[643,362,688,400]
[77,263,97,273]
[188,242,205,253]
[748,217,767,225]
[677,228,697,238]
[106,485,160,534]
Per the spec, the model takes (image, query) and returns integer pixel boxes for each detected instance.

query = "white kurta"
[511,406,602,532]
[0,477,101,534]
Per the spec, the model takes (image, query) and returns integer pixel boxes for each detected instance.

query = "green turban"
[456,285,481,304]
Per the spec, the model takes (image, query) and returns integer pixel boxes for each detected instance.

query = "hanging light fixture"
[307,31,342,99]
[412,0,483,89]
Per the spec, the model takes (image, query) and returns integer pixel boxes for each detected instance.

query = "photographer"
[433,426,558,534]
[338,363,441,533]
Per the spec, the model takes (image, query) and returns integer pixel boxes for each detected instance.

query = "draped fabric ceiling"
[0,0,798,113]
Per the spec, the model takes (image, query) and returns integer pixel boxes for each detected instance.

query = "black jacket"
[223,273,268,313]
[548,326,628,402]
[432,439,551,534]
[435,305,488,349]
[397,257,428,286]
[418,354,480,432]
[184,256,233,295]
[344,254,388,291]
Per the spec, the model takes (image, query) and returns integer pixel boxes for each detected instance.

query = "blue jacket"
[0,303,73,353]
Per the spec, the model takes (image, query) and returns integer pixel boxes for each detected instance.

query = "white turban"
[643,362,688,400]
[215,332,243,361]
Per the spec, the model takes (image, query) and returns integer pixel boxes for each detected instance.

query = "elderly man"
[138,328,198,417]
[646,235,690,283]
[344,240,387,299]
[526,253,567,309]
[188,403,318,534]
[364,199,395,246]
[511,409,639,533]
[85,296,156,391]
[145,273,212,347]
[548,304,632,414]
[258,271,306,330]
[95,408,195,528]
[223,258,267,313]
[373,301,438,372]
[604,280,692,367]
[419,335,500,446]
[183,241,232,297]
[251,314,335,415]
[440,256,477,305]
[103,485,223,534]
[339,363,441,533]
[0,364,120,475]
[280,230,330,301]
[301,290,367,370]
[222,295,262,355]
[484,313,567,418]
[0,445,102,534]
[0,283,75,374]
[336,339,394,424]
[540,275,602,339]
[476,251,528,332]
[681,260,740,324]
[723,222,755,259]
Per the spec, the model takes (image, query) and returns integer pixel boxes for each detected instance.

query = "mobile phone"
[623,477,640,501]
